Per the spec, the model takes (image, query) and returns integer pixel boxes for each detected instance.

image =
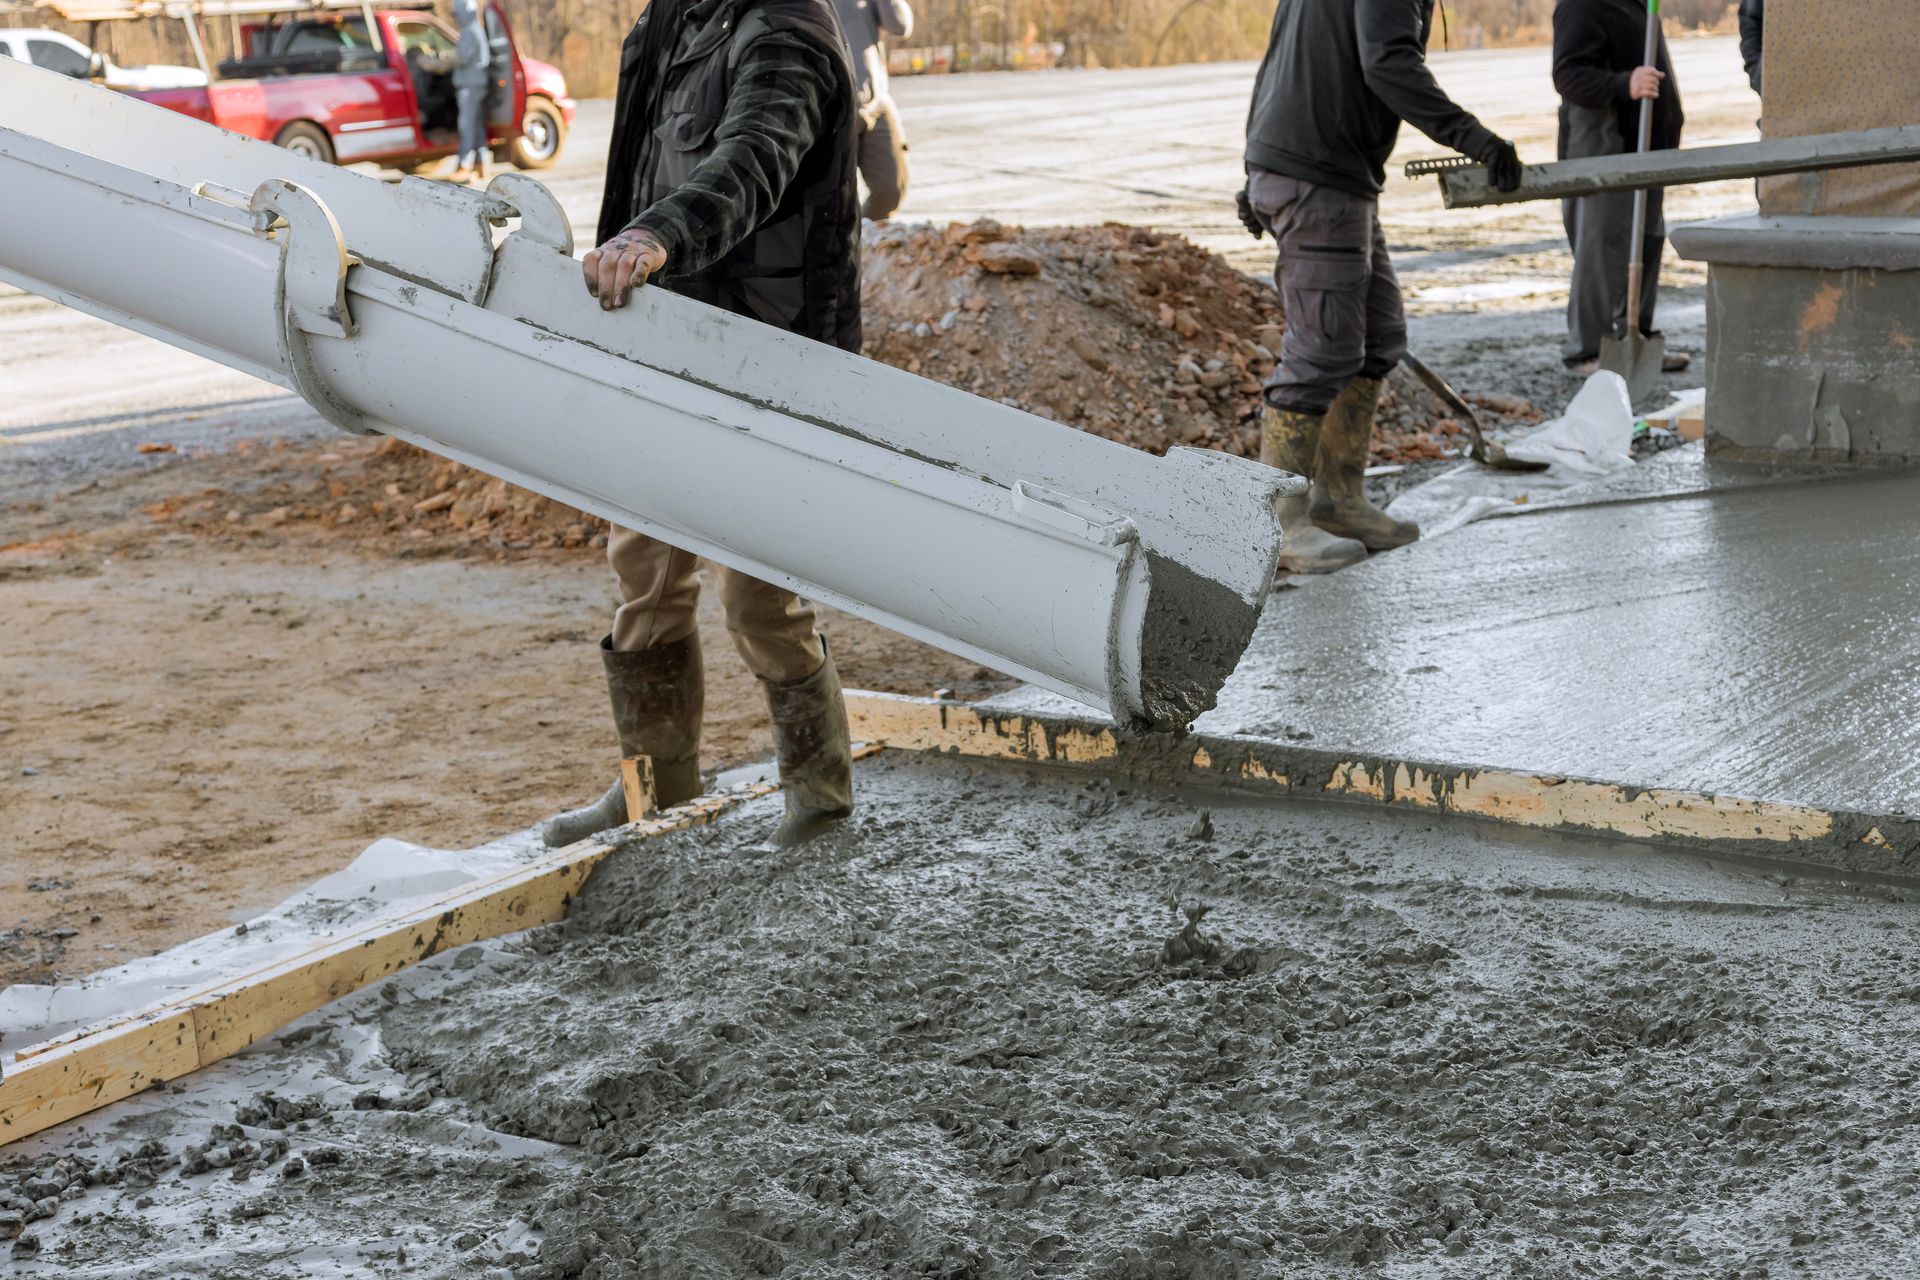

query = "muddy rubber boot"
[542,634,706,847]
[762,643,854,849]
[1260,404,1367,575]
[1309,375,1420,551]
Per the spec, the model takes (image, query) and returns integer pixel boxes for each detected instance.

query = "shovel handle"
[1625,0,1660,336]
[1625,256,1646,334]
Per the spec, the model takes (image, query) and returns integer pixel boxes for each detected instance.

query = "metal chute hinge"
[486,171,574,256]
[249,178,379,437]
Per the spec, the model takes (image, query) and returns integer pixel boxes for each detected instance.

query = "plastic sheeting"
[0,828,551,1051]
[1383,371,1638,537]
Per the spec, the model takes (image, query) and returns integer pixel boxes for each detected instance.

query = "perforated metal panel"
[1758,0,1920,216]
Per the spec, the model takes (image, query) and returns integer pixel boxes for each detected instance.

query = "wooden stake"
[620,755,655,821]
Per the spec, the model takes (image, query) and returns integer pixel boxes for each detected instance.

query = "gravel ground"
[13,752,1920,1278]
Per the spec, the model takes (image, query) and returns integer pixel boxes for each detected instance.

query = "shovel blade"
[1598,331,1665,403]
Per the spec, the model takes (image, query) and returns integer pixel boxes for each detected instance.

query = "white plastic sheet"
[0,830,548,1050]
[1384,371,1638,537]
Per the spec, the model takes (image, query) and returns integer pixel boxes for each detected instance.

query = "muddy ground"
[8,753,1920,1278]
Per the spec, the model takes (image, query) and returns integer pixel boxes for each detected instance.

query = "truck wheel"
[274,122,335,165]
[508,98,565,170]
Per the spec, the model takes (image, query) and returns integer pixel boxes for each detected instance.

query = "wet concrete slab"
[17,751,1920,1278]
[1509,440,1865,513]
[999,464,1920,815]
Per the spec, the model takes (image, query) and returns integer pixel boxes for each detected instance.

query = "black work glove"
[1234,186,1264,239]
[1479,136,1524,193]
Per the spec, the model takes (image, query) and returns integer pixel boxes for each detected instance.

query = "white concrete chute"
[0,58,1293,728]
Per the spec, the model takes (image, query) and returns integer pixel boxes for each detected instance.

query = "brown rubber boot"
[1309,375,1420,551]
[542,634,705,847]
[762,642,854,849]
[1260,404,1368,575]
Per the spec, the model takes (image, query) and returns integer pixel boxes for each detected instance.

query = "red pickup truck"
[128,3,574,172]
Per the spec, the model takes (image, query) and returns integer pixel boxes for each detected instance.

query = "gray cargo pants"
[455,83,489,169]
[1561,102,1665,365]
[1248,168,1408,416]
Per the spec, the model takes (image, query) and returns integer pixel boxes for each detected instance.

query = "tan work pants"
[607,526,824,684]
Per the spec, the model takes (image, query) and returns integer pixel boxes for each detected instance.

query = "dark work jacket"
[597,0,862,351]
[1738,0,1763,92]
[1552,0,1684,158]
[1244,0,1496,198]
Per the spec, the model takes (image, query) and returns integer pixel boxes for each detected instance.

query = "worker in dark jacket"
[1738,0,1763,94]
[1240,0,1521,571]
[1554,0,1687,375]
[545,0,861,851]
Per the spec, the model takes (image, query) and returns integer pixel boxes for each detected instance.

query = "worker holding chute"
[544,0,863,850]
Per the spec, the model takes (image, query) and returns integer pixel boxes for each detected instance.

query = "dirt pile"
[862,219,1283,456]
[861,219,1539,467]
[133,435,609,557]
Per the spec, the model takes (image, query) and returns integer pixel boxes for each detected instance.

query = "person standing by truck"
[1239,0,1522,571]
[543,0,862,851]
[831,0,913,218]
[449,0,491,181]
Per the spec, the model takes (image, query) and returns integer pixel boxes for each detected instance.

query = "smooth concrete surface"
[996,466,1920,815]
[1511,441,1864,513]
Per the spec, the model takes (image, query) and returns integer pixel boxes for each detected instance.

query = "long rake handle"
[1625,0,1660,336]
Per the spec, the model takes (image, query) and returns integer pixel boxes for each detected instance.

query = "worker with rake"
[1237,0,1523,573]
[545,0,863,850]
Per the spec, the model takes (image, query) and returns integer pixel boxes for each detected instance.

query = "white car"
[0,28,207,90]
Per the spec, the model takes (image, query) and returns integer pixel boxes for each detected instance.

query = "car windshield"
[27,37,90,78]
[393,21,454,59]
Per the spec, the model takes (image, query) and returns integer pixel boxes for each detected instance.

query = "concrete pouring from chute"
[0,55,1296,730]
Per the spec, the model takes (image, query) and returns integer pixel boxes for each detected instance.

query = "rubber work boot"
[541,634,706,848]
[1309,375,1420,551]
[762,642,855,849]
[1260,404,1367,575]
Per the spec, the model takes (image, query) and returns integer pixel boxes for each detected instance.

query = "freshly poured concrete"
[13,753,1920,1278]
[1000,462,1920,815]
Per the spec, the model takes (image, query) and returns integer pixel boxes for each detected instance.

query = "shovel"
[1403,352,1548,472]
[1598,0,1666,401]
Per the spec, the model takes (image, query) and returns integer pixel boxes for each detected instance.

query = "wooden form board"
[0,778,793,1147]
[845,692,1920,874]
